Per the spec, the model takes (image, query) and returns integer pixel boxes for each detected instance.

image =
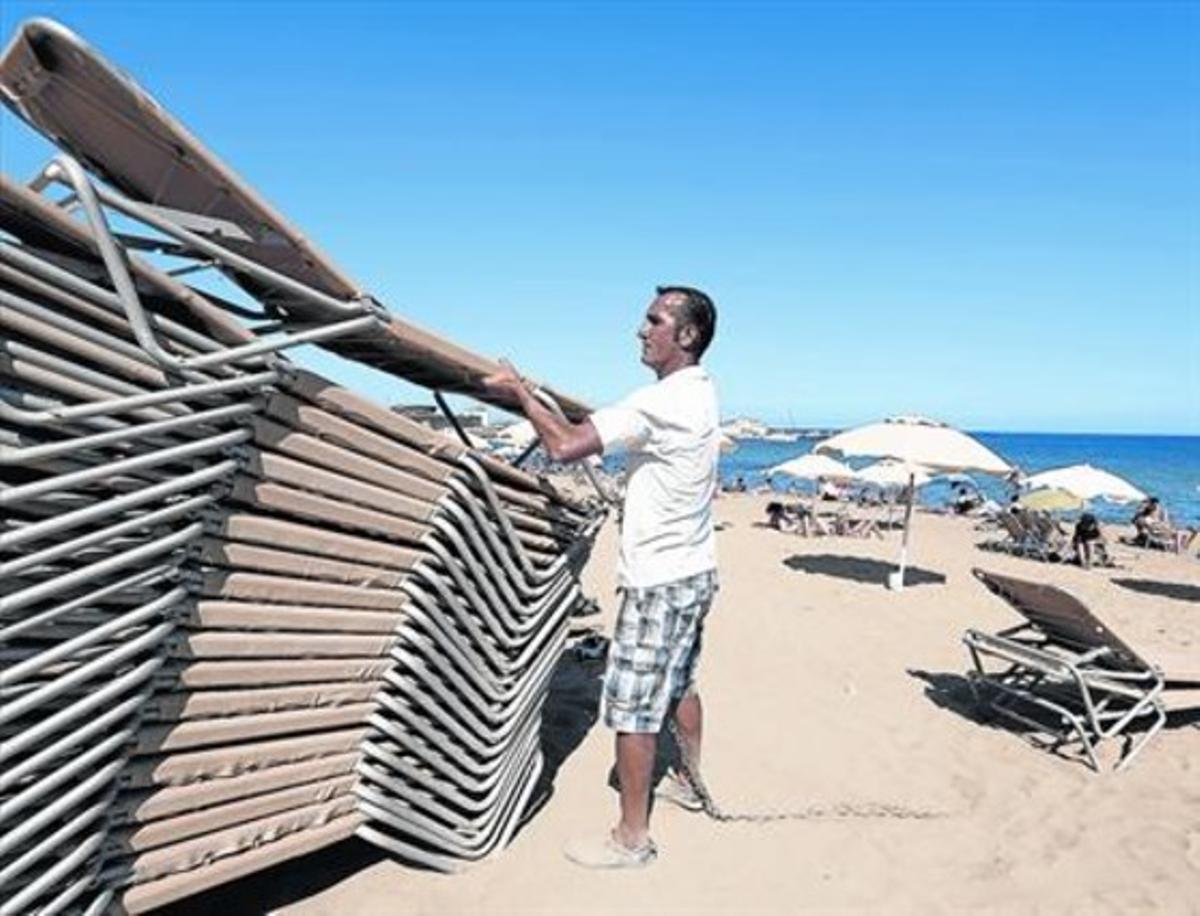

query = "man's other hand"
[482,359,528,401]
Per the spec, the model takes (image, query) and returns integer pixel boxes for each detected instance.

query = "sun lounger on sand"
[980,512,1035,555]
[809,508,841,537]
[1020,511,1071,562]
[963,568,1200,772]
[835,510,883,539]
[979,510,1105,565]
[1124,519,1200,555]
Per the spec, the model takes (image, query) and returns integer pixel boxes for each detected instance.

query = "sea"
[717,433,1200,527]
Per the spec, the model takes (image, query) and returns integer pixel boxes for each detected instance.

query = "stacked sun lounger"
[1,172,275,914]
[1,17,603,914]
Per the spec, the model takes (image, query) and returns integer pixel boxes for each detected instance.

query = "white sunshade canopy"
[815,416,1011,593]
[1023,463,1146,504]
[815,415,1012,476]
[767,453,856,481]
[856,459,933,488]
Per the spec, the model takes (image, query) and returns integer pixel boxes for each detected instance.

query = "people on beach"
[765,500,791,530]
[484,285,719,869]
[1131,497,1166,545]
[1071,512,1109,568]
[1130,496,1199,553]
[952,485,982,515]
[818,478,843,501]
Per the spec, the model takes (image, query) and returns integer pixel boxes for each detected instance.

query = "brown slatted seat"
[963,568,1200,771]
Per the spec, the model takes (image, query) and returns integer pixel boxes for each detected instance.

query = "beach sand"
[253,496,1199,914]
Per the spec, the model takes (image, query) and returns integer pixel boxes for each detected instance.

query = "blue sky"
[1,1,1195,434]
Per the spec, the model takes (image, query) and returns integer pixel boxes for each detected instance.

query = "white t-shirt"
[589,365,719,588]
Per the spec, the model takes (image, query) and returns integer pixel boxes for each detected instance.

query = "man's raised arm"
[483,360,602,464]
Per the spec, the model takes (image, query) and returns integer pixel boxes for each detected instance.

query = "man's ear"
[677,322,698,352]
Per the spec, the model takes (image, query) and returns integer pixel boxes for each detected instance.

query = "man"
[483,285,719,869]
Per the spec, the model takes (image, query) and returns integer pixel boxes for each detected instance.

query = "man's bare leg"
[613,732,655,848]
[673,690,703,775]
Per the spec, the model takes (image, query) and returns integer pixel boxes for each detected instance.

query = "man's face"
[637,293,691,371]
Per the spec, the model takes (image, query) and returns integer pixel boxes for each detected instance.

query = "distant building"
[721,417,770,439]
[720,416,839,442]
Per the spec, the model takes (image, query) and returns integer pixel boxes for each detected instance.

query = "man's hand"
[482,359,530,403]
[480,357,602,463]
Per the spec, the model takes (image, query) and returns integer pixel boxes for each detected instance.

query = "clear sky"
[1,1,1195,434]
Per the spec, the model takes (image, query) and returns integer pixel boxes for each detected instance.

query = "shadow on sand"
[908,667,1102,770]
[908,668,1200,771]
[1111,577,1200,603]
[784,554,946,587]
[524,643,684,819]
[908,668,990,723]
[517,645,606,828]
[163,837,386,916]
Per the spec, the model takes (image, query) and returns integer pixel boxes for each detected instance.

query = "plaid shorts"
[601,569,718,734]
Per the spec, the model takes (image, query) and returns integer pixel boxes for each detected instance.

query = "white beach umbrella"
[1023,463,1146,504]
[816,415,1011,475]
[855,459,933,489]
[815,416,1013,590]
[767,453,857,481]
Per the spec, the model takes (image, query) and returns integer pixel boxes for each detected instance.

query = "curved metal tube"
[530,386,616,505]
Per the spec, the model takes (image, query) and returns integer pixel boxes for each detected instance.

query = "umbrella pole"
[889,472,916,590]
[809,481,820,536]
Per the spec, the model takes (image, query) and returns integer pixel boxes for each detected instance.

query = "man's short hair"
[656,284,717,358]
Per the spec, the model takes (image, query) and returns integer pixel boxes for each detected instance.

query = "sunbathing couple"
[1131,497,1198,553]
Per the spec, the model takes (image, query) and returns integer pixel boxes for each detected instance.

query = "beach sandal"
[563,832,658,869]
[654,775,704,812]
[607,768,704,813]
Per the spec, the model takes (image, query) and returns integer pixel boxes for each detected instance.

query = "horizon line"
[727,421,1200,439]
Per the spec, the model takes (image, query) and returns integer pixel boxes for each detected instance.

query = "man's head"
[638,285,717,377]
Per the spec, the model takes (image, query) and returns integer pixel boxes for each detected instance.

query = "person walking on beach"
[483,285,720,869]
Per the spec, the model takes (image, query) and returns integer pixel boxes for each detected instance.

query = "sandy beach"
[257,495,1200,915]
[2,9,1194,915]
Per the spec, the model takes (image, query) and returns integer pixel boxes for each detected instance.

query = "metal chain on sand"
[666,720,946,823]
